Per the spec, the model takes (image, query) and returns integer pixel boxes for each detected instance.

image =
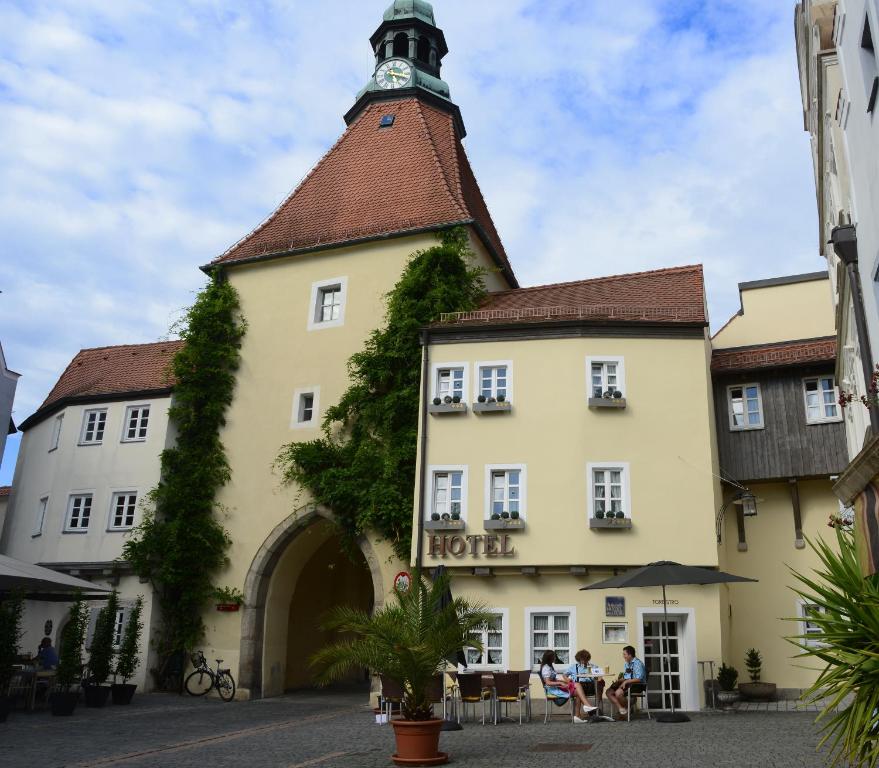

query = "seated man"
[34,637,59,670]
[567,649,605,714]
[606,645,646,720]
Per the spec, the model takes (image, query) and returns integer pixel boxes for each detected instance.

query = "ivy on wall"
[276,228,487,559]
[123,276,246,657]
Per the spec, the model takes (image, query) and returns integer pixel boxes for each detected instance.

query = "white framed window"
[475,361,513,402]
[108,492,138,531]
[122,405,150,441]
[803,377,842,424]
[727,383,764,430]
[485,464,526,520]
[429,466,468,521]
[49,414,63,452]
[587,356,625,399]
[64,494,93,532]
[602,622,628,644]
[432,362,468,402]
[291,386,321,429]
[307,277,348,330]
[465,610,508,669]
[33,496,48,537]
[587,462,631,520]
[798,601,828,647]
[79,409,108,445]
[526,607,576,668]
[113,608,125,647]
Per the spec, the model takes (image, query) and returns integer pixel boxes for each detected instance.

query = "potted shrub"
[85,589,118,707]
[497,393,506,403]
[451,395,461,404]
[310,570,494,766]
[431,513,440,522]
[738,648,776,701]
[716,664,739,708]
[441,513,450,521]
[613,390,623,400]
[510,510,520,520]
[52,592,88,716]
[214,586,244,613]
[487,396,496,404]
[112,597,143,705]
[603,390,613,399]
[432,397,441,406]
[615,510,625,520]
[477,395,486,403]
[491,512,501,520]
[443,396,452,404]
[500,511,510,520]
[450,511,461,522]
[595,510,605,520]
[0,590,24,723]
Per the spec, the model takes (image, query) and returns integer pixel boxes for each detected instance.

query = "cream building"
[0,341,181,690]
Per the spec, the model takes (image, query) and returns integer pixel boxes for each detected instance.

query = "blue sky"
[0,0,822,484]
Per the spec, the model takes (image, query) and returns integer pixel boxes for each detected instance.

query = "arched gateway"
[238,505,385,698]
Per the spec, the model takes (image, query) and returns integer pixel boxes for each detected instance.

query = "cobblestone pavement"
[1,690,830,768]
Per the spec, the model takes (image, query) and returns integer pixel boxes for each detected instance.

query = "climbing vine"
[123,275,246,659]
[276,228,487,558]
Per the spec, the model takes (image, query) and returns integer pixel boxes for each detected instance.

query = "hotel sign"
[427,534,516,558]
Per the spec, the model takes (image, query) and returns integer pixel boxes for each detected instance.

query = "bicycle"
[184,651,236,702]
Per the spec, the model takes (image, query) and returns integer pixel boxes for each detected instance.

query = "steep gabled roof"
[211,98,516,285]
[711,337,836,373]
[20,341,183,431]
[434,265,706,327]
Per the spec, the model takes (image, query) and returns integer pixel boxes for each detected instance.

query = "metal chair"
[456,673,491,724]
[426,673,452,721]
[626,681,651,721]
[379,675,404,723]
[536,671,576,724]
[492,672,527,724]
[513,669,532,721]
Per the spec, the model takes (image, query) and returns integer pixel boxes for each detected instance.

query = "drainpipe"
[415,329,430,572]
[831,225,879,435]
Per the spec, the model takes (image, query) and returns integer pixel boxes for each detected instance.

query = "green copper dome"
[383,0,435,25]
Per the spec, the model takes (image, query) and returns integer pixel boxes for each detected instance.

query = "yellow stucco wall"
[713,277,834,349]
[722,478,840,690]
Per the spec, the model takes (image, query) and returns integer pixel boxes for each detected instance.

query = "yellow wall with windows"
[713,278,834,349]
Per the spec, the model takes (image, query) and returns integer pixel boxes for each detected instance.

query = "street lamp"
[716,490,758,542]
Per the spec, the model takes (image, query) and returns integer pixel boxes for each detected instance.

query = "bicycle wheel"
[185,669,214,696]
[216,670,236,702]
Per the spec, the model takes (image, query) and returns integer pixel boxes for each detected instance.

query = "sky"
[0,0,823,484]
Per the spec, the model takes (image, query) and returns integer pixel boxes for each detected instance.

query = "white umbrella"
[0,554,111,596]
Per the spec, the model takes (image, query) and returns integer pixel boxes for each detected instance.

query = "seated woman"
[567,649,605,712]
[606,645,647,720]
[539,650,596,722]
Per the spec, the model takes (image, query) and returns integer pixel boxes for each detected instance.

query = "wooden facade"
[713,365,847,483]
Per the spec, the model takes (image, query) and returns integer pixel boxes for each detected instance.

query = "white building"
[0,341,181,689]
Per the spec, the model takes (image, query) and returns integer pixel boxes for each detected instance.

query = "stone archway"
[238,504,384,698]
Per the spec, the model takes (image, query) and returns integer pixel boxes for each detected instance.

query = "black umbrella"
[432,565,466,731]
[580,561,757,723]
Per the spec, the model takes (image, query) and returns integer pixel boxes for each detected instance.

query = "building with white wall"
[0,341,181,689]
[0,341,21,470]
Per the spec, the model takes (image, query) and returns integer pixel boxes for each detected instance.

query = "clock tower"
[344,0,465,136]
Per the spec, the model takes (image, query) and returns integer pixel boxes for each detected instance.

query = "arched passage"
[239,505,384,699]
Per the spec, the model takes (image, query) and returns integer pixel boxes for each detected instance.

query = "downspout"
[415,329,430,572]
[831,225,879,434]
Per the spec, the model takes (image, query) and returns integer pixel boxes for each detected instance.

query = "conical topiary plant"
[744,648,762,683]
[115,597,143,685]
[0,591,25,697]
[57,592,88,692]
[88,590,119,686]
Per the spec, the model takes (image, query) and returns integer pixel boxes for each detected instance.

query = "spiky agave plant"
[788,528,879,768]
[310,570,494,720]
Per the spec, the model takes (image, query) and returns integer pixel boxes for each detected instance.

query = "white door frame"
[636,607,698,712]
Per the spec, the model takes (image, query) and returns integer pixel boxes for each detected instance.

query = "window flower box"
[588,397,627,409]
[589,517,633,530]
[428,402,468,415]
[484,518,526,531]
[473,401,512,414]
[425,519,465,531]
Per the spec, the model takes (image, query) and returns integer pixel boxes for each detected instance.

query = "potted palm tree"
[52,592,88,716]
[112,597,143,705]
[310,570,493,766]
[0,590,24,723]
[85,590,118,707]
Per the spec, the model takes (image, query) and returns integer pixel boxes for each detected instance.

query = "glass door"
[642,616,683,710]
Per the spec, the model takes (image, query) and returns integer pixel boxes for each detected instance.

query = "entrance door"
[642,616,684,710]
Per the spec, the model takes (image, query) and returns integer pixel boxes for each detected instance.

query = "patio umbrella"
[580,561,757,723]
[0,554,111,598]
[432,565,466,731]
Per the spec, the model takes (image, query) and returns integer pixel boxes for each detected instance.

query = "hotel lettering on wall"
[428,534,516,558]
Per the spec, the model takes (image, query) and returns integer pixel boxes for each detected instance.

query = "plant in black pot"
[451,395,461,404]
[613,390,623,400]
[85,589,118,707]
[431,512,440,522]
[510,510,520,520]
[615,510,625,520]
[715,663,739,708]
[500,511,510,520]
[739,648,776,701]
[497,393,506,403]
[432,397,441,406]
[477,395,486,403]
[443,395,452,404]
[0,590,24,723]
[491,512,501,520]
[112,597,143,705]
[52,592,88,716]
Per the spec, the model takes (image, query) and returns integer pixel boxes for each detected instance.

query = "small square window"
[435,366,465,401]
[109,492,137,530]
[379,114,396,127]
[477,362,512,402]
[803,377,842,424]
[308,278,348,330]
[588,357,626,399]
[122,405,150,441]
[299,393,314,423]
[292,387,321,429]
[727,383,764,430]
[80,409,107,445]
[65,494,93,532]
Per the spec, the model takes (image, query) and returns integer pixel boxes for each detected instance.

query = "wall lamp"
[715,490,758,543]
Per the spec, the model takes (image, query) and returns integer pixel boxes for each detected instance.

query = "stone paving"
[1,689,830,768]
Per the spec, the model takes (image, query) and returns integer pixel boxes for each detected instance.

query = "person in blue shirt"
[34,637,59,670]
[539,650,596,722]
[606,645,646,719]
[567,649,605,714]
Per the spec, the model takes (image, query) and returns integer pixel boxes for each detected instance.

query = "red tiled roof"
[212,98,515,283]
[37,341,183,415]
[0,486,10,498]
[435,265,706,326]
[711,337,836,372]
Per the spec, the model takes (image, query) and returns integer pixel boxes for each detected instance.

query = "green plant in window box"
[452,395,461,404]
[441,513,450,521]
[432,397,441,406]
[613,390,623,400]
[491,513,501,521]
[510,510,520,520]
[595,510,605,520]
[450,511,461,521]
[431,513,440,521]
[477,395,487,403]
[497,394,506,403]
[500,511,510,520]
[615,511,625,520]
[213,586,244,607]
[443,396,452,404]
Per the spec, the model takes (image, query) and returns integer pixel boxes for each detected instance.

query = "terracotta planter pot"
[84,684,111,708]
[111,683,137,705]
[391,719,448,766]
[739,682,776,701]
[50,691,79,716]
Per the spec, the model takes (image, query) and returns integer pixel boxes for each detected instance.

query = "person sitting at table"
[34,637,59,670]
[539,650,596,722]
[606,645,646,720]
[567,649,605,713]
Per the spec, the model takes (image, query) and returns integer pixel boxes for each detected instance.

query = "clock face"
[376,59,413,90]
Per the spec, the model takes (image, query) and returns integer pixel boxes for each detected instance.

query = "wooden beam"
[789,478,806,549]
[735,507,748,552]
